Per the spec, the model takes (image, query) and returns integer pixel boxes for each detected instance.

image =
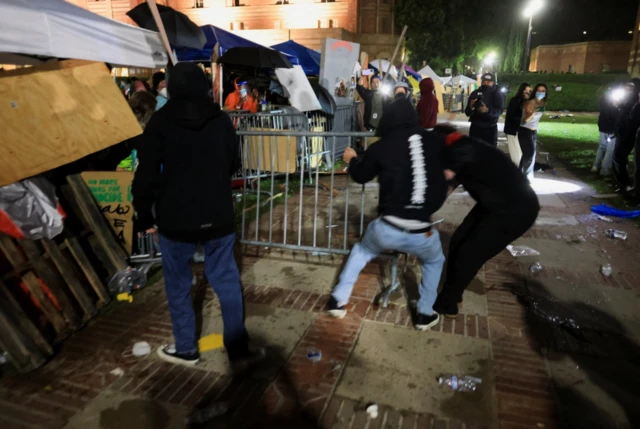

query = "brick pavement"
[1,160,640,428]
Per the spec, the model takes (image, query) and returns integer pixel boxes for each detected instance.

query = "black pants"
[469,123,498,146]
[613,133,635,189]
[438,204,538,312]
[518,127,537,178]
[636,136,640,196]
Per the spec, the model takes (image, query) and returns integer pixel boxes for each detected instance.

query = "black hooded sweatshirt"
[615,79,640,139]
[132,63,239,242]
[348,98,447,222]
[443,132,540,215]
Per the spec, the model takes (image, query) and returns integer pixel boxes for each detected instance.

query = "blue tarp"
[591,204,640,219]
[175,25,298,65]
[271,40,320,76]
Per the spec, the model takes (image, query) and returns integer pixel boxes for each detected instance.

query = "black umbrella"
[218,47,293,69]
[126,3,206,50]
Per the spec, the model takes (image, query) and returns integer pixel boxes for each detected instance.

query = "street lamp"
[523,0,544,74]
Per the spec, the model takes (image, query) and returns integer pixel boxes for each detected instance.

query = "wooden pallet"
[0,174,128,372]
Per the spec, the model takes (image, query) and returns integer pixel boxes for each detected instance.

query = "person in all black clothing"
[432,125,540,317]
[356,75,391,131]
[504,82,531,166]
[592,84,622,176]
[612,78,640,193]
[132,63,263,369]
[465,72,505,146]
[328,98,448,331]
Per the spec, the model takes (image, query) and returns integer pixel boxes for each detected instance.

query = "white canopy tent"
[446,75,477,87]
[418,65,442,82]
[369,59,398,79]
[0,0,167,68]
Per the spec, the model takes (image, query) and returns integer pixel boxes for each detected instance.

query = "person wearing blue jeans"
[328,97,448,330]
[332,219,445,319]
[159,234,249,361]
[133,63,262,368]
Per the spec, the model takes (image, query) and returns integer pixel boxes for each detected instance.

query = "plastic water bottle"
[108,267,146,295]
[601,264,613,277]
[606,229,628,240]
[438,375,482,392]
[529,262,543,273]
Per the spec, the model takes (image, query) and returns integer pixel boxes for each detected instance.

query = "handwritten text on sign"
[81,172,134,254]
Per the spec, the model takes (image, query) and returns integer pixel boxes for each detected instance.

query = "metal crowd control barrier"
[129,122,404,307]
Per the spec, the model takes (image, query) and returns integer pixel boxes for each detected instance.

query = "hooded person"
[132,62,264,369]
[327,97,448,331]
[613,78,640,193]
[431,124,540,317]
[464,72,504,146]
[416,78,438,129]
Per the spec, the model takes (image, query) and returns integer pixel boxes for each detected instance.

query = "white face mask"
[159,87,168,98]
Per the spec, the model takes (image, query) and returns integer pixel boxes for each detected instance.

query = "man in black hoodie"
[133,63,261,368]
[465,73,504,146]
[328,98,448,330]
[613,78,640,193]
[432,125,540,317]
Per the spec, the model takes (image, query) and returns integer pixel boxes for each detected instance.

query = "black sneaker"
[230,347,267,374]
[157,344,200,366]
[433,296,460,318]
[415,313,440,331]
[327,296,347,319]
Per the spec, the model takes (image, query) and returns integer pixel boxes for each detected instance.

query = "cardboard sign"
[81,172,134,254]
[319,38,360,106]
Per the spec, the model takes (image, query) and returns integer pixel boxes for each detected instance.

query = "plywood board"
[245,129,297,174]
[81,171,134,254]
[0,60,142,186]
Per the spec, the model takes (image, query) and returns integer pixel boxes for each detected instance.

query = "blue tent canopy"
[271,40,320,76]
[175,25,298,66]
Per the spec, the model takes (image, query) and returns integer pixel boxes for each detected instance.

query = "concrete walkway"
[1,130,639,429]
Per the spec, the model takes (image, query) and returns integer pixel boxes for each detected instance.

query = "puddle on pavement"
[280,266,295,277]
[99,399,169,429]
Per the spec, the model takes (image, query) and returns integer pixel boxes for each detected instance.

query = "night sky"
[527,0,639,47]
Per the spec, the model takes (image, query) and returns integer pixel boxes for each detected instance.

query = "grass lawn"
[536,114,639,211]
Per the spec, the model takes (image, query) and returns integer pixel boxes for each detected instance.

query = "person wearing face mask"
[236,83,258,113]
[357,75,391,131]
[153,71,168,111]
[504,83,531,166]
[518,83,548,180]
[464,73,505,146]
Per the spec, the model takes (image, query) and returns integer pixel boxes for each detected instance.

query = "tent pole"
[219,64,224,108]
[145,0,177,65]
[383,25,407,81]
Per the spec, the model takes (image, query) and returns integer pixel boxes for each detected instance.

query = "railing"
[130,128,404,307]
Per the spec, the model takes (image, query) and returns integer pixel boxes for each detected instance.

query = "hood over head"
[419,78,435,95]
[164,62,221,130]
[375,97,418,138]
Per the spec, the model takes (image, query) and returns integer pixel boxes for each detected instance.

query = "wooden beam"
[65,237,110,306]
[20,272,68,336]
[66,175,128,275]
[18,240,81,329]
[0,304,45,372]
[0,280,53,356]
[41,239,96,322]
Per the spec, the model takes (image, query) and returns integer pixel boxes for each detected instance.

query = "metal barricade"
[130,126,403,307]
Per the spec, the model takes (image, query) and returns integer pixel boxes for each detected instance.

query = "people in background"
[393,81,410,100]
[416,77,438,129]
[133,63,264,369]
[613,79,640,194]
[328,98,448,331]
[464,72,504,146]
[356,75,390,131]
[152,71,168,111]
[432,124,540,317]
[518,83,547,180]
[504,83,531,166]
[224,78,242,110]
[592,84,621,176]
[237,83,258,113]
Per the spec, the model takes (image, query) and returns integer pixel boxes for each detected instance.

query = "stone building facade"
[529,41,631,74]
[67,0,399,59]
[628,1,640,77]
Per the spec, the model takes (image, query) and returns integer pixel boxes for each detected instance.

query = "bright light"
[630,31,634,35]
[530,178,581,195]
[380,84,392,96]
[484,52,497,65]
[583,31,587,35]
[523,0,544,17]
[610,88,627,103]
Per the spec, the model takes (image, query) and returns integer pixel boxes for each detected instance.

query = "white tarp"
[275,65,322,112]
[0,0,167,68]
[418,65,441,82]
[369,59,398,78]
[446,75,477,87]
